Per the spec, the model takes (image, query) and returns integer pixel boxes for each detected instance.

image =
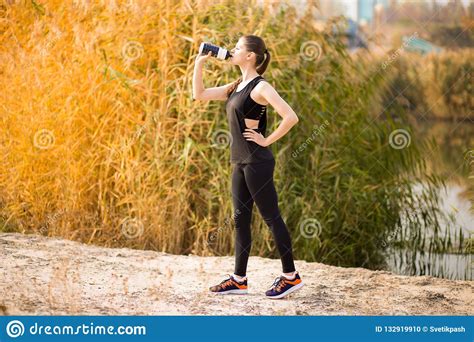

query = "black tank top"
[225,76,275,164]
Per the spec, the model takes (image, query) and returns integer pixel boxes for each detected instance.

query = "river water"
[386,119,473,280]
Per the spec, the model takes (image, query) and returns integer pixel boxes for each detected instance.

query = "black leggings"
[231,158,296,277]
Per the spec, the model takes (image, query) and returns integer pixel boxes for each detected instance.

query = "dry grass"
[0,0,459,270]
[382,49,473,121]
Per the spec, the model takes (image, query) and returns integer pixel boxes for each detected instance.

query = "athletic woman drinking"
[192,35,303,299]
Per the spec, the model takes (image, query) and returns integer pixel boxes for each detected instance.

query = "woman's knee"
[233,207,252,225]
[262,211,283,227]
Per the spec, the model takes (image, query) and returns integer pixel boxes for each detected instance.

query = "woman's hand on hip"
[243,129,268,147]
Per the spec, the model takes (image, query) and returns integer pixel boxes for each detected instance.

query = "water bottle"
[198,42,232,60]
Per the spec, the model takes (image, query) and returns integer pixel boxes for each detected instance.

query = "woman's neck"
[239,66,259,82]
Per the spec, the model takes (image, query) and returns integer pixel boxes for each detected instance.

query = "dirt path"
[0,232,472,315]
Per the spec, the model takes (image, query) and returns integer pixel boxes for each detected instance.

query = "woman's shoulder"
[250,78,272,105]
[254,77,272,92]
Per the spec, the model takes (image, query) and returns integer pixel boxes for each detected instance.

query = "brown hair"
[226,35,271,98]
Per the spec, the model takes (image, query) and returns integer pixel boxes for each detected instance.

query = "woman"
[192,35,303,299]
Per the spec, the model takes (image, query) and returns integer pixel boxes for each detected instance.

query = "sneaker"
[209,274,248,295]
[265,271,304,299]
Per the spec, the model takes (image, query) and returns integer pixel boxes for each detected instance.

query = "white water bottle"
[198,42,232,60]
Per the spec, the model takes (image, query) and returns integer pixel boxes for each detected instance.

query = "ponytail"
[257,49,270,75]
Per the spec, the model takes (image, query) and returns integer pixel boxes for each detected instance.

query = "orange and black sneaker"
[209,274,248,295]
[265,271,304,299]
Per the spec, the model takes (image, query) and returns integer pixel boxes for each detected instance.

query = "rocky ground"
[0,232,472,315]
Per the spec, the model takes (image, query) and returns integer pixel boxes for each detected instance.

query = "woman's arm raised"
[192,51,234,102]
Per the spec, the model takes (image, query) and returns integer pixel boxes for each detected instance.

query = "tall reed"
[381,49,473,121]
[0,0,459,270]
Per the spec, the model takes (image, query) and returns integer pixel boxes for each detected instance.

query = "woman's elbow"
[193,89,209,101]
[290,114,299,126]
[192,92,202,101]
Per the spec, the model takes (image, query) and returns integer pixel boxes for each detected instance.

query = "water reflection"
[385,119,473,280]
[388,247,472,280]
